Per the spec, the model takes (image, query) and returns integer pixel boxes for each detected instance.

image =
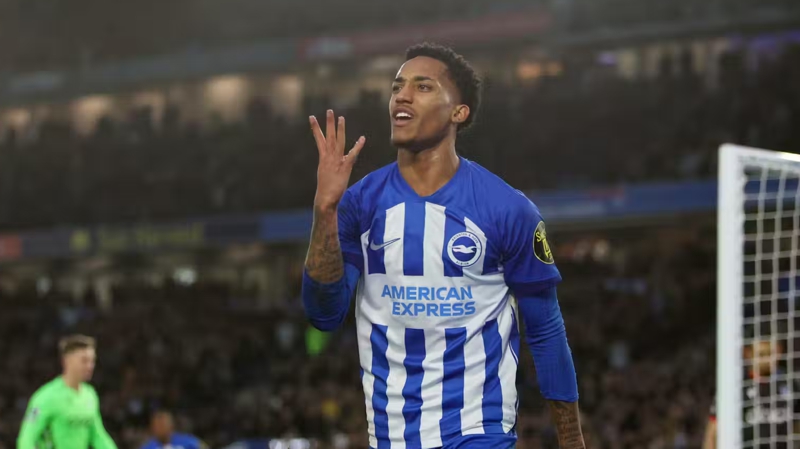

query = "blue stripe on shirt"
[403,202,426,276]
[367,210,388,275]
[482,319,505,434]
[440,327,467,439]
[509,306,521,365]
[370,324,391,448]
[402,328,426,446]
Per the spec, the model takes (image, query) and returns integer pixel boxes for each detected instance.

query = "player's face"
[65,348,96,382]
[389,56,467,151]
[746,340,780,377]
[152,413,174,440]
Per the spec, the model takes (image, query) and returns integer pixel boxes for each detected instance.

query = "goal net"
[718,144,800,448]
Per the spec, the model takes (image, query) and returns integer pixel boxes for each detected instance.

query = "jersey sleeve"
[338,188,363,272]
[89,387,117,449]
[501,196,562,295]
[17,389,54,449]
[518,286,578,402]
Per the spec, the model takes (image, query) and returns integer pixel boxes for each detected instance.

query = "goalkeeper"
[17,335,117,449]
[703,338,800,449]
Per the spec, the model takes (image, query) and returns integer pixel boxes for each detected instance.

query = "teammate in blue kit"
[302,43,585,449]
[140,411,206,449]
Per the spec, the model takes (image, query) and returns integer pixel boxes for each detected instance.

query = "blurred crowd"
[0,0,539,71]
[1,0,792,71]
[1,44,799,231]
[561,0,796,31]
[0,227,715,449]
[1,0,794,448]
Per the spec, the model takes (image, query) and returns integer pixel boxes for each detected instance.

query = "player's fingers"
[345,136,366,165]
[309,116,326,155]
[336,116,346,155]
[325,109,336,153]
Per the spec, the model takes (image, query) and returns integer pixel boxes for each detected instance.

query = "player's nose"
[393,84,413,104]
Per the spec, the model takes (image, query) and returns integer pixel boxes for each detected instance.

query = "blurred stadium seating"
[0,226,715,449]
[0,44,799,229]
[0,0,795,70]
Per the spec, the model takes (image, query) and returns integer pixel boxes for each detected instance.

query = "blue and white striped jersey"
[339,157,561,449]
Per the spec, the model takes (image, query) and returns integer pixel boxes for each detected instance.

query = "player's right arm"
[701,396,716,449]
[17,389,53,449]
[302,110,366,331]
[702,419,716,449]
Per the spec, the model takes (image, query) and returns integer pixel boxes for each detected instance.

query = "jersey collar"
[394,156,469,202]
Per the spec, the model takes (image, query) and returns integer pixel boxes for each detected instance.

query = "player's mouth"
[392,108,415,127]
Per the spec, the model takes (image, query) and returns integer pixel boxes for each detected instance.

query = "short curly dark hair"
[405,42,482,132]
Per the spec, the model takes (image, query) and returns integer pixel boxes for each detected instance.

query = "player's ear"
[452,104,470,126]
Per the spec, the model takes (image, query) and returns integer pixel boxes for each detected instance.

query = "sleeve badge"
[533,221,554,264]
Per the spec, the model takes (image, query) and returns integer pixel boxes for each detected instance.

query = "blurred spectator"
[0,0,792,71]
[0,44,799,231]
[0,226,714,449]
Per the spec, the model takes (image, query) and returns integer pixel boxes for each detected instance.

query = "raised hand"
[310,110,366,211]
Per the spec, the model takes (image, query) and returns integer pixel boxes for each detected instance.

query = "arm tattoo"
[547,400,586,449]
[304,206,345,283]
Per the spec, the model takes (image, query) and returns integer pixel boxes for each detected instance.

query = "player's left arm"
[501,195,584,449]
[88,387,117,449]
[518,287,584,449]
[90,410,117,449]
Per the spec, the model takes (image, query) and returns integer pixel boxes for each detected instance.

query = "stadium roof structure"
[0,0,796,110]
[0,0,540,71]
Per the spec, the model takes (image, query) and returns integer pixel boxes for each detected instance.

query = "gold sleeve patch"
[533,221,554,264]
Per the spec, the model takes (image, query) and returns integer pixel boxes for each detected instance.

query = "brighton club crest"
[447,232,483,267]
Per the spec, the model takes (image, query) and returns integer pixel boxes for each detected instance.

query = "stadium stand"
[0,0,794,70]
[0,44,798,229]
[1,1,798,447]
[0,226,714,449]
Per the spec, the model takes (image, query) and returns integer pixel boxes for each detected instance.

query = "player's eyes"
[391,84,402,93]
[418,84,432,91]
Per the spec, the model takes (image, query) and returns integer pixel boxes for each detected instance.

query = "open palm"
[309,109,366,210]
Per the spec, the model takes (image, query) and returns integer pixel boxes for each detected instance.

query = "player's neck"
[62,374,82,390]
[397,139,459,197]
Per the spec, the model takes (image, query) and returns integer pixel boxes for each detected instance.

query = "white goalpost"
[718,143,800,448]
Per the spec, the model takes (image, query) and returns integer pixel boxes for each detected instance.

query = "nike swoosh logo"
[369,238,401,251]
